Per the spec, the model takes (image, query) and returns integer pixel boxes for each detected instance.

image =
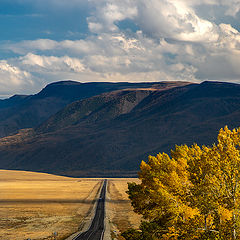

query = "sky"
[1,0,240,97]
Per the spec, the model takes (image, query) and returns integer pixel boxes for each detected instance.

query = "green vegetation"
[123,126,240,240]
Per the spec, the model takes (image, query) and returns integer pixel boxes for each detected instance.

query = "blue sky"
[0,1,90,43]
[1,0,240,97]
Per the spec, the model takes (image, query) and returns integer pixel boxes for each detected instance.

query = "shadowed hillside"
[0,80,188,138]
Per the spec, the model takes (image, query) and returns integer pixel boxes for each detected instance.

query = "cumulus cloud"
[87,0,137,33]
[19,53,85,73]
[2,0,240,96]
[6,33,198,85]
[5,39,58,54]
[87,0,220,43]
[16,0,240,18]
[0,60,36,95]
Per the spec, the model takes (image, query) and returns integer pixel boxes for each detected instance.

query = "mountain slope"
[1,81,240,177]
[0,80,188,138]
[36,90,152,133]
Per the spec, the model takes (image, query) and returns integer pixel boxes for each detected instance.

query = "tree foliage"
[122,126,240,240]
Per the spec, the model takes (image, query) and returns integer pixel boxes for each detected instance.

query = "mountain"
[1,81,240,177]
[0,80,188,138]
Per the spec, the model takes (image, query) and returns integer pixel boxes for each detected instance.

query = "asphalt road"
[73,180,107,240]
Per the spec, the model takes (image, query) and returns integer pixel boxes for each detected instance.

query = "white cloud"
[20,0,240,18]
[19,53,85,73]
[136,0,219,42]
[2,0,240,96]
[174,0,240,17]
[8,33,198,85]
[88,22,103,33]
[0,60,35,95]
[4,38,100,56]
[87,0,220,43]
[87,0,137,33]
[5,39,58,54]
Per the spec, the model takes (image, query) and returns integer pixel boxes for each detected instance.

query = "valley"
[1,80,240,239]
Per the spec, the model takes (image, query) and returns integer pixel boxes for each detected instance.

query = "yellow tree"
[171,144,222,238]
[210,126,240,239]
[124,126,240,240]
[127,147,200,239]
[187,144,219,231]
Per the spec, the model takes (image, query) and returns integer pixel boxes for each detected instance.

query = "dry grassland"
[106,179,142,240]
[0,170,101,240]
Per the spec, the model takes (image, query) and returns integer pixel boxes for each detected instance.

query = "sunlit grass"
[106,179,141,240]
[0,170,101,240]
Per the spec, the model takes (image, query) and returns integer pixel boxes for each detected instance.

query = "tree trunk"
[233,210,236,240]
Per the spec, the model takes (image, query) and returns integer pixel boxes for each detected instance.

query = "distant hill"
[0,80,187,137]
[1,81,240,177]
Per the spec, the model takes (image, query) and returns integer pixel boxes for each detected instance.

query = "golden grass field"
[0,170,141,240]
[0,170,102,240]
[106,179,142,240]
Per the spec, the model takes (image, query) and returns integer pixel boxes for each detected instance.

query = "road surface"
[73,179,107,240]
